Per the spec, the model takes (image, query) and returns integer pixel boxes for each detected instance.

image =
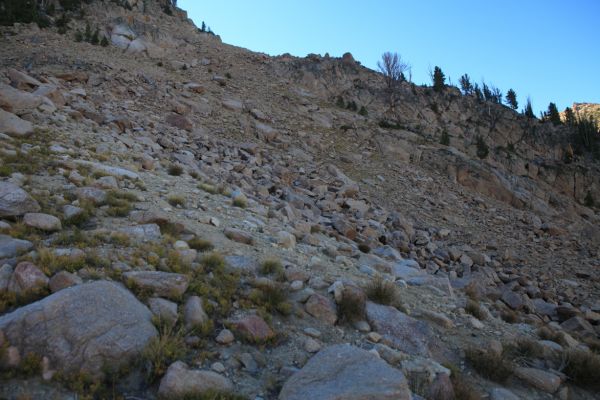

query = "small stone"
[303,327,321,338]
[122,271,189,299]
[211,362,226,373]
[367,332,382,343]
[353,320,371,332]
[469,316,484,329]
[215,329,234,345]
[304,338,321,353]
[277,230,296,249]
[290,280,303,291]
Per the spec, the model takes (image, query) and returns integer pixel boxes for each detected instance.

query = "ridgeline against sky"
[180,0,600,115]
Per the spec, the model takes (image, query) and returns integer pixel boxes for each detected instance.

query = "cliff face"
[0,2,599,399]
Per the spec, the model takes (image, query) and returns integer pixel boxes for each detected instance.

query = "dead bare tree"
[377,52,409,110]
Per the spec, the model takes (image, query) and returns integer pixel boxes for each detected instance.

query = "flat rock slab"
[279,344,411,400]
[514,367,561,393]
[119,224,162,241]
[23,212,62,232]
[0,109,34,137]
[158,361,233,398]
[366,301,433,356]
[0,182,40,217]
[231,315,274,343]
[0,281,157,376]
[123,271,189,299]
[0,234,33,259]
[224,227,254,245]
[73,160,140,180]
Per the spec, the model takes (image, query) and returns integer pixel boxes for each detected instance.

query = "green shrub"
[440,131,450,146]
[168,195,186,208]
[259,259,283,276]
[142,321,186,382]
[475,135,489,159]
[358,106,368,116]
[584,191,595,208]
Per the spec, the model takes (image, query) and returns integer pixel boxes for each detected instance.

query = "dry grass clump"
[500,309,519,323]
[365,276,399,306]
[167,195,186,207]
[465,347,513,382]
[187,237,214,252]
[38,248,86,275]
[249,281,292,316]
[537,326,567,346]
[167,164,184,176]
[504,338,545,363]
[259,259,284,276]
[105,190,137,217]
[465,299,486,320]
[198,182,218,194]
[563,349,600,390]
[337,290,366,323]
[142,318,186,382]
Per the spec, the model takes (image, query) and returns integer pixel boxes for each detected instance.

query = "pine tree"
[546,102,561,125]
[564,107,576,126]
[84,23,92,42]
[459,74,473,95]
[201,21,206,32]
[482,82,493,102]
[524,97,535,118]
[432,66,445,92]
[505,89,518,110]
[100,36,109,47]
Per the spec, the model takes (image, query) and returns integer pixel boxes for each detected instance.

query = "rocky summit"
[0,1,599,399]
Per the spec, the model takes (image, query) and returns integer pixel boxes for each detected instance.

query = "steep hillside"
[572,103,600,123]
[0,1,599,399]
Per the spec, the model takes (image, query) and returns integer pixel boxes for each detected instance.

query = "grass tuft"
[365,276,399,306]
[168,164,184,176]
[465,347,512,382]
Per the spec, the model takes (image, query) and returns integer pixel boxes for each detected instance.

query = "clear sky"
[179,0,599,115]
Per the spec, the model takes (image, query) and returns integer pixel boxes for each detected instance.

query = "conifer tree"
[505,89,518,110]
[546,102,561,125]
[432,66,445,92]
[459,74,473,95]
[524,97,535,118]
[564,107,576,126]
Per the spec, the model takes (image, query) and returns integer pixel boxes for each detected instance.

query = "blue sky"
[179,0,599,115]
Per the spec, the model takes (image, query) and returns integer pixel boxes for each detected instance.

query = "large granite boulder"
[279,344,411,400]
[0,281,157,376]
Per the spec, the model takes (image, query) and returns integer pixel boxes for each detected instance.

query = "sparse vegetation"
[337,290,366,323]
[440,131,450,146]
[259,259,284,276]
[432,66,445,92]
[168,195,186,208]
[465,299,486,320]
[465,347,512,382]
[142,318,186,382]
[563,349,600,390]
[232,197,247,208]
[475,135,489,159]
[365,276,399,307]
[168,164,184,176]
[187,237,214,252]
[249,281,292,316]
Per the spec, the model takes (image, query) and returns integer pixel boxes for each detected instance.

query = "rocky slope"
[0,1,599,399]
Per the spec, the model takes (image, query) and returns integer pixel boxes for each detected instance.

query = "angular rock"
[0,83,43,115]
[277,230,296,249]
[123,271,189,299]
[514,367,561,393]
[0,235,33,259]
[48,271,82,293]
[23,213,62,232]
[366,301,432,356]
[119,224,162,241]
[0,182,40,217]
[166,113,193,131]
[73,160,140,180]
[231,315,274,342]
[75,187,107,205]
[501,290,524,310]
[158,361,234,398]
[7,261,48,295]
[7,68,42,90]
[0,264,12,290]
[0,281,157,376]
[0,109,34,137]
[279,344,411,400]
[184,296,208,330]
[560,316,595,336]
[148,297,179,327]
[224,227,254,245]
[489,388,520,400]
[406,275,454,297]
[215,329,234,345]
[305,293,337,325]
